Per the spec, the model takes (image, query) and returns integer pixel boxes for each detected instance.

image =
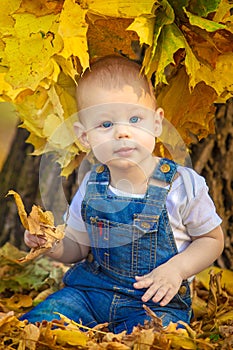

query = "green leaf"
[153,0,175,45]
[209,333,220,342]
[185,9,226,32]
[153,23,186,84]
[0,243,64,293]
[143,0,175,76]
[149,23,200,88]
[187,0,222,18]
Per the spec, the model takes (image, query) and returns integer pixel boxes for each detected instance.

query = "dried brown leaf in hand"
[6,190,29,230]
[6,190,65,262]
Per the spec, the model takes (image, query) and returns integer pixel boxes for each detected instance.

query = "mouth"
[114,147,136,157]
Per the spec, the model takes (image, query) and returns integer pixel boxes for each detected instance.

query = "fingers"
[24,230,47,248]
[158,288,175,306]
[141,283,176,305]
[133,274,179,306]
[134,275,152,289]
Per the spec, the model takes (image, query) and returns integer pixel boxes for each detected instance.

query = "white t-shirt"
[66,166,222,253]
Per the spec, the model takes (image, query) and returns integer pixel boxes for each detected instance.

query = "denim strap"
[146,158,177,200]
[86,164,110,195]
[150,158,177,183]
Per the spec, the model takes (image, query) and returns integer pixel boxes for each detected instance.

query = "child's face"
[75,84,163,171]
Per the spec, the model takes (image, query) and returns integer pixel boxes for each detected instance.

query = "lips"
[114,147,135,157]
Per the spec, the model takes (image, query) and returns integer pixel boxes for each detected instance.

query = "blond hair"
[76,55,156,110]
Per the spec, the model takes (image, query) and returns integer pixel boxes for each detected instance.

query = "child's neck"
[108,157,158,194]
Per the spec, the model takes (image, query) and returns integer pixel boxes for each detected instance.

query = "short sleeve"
[65,172,91,234]
[177,167,222,236]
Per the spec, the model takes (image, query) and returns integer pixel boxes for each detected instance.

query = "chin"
[107,158,139,171]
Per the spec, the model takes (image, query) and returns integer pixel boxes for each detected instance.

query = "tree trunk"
[0,102,232,269]
[191,98,233,270]
[0,127,76,250]
[0,127,41,249]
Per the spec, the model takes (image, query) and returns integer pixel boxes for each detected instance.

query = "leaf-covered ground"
[0,242,233,349]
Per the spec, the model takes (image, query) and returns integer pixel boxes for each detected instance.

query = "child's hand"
[133,263,183,306]
[24,230,47,248]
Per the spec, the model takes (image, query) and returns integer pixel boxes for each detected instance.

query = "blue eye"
[130,116,140,124]
[101,121,113,128]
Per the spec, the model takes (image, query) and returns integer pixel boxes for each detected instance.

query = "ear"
[154,107,164,137]
[73,121,90,149]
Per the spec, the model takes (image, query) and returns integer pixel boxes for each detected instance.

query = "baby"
[21,56,224,333]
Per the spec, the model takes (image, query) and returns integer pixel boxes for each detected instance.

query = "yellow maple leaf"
[88,0,155,18]
[61,152,86,177]
[127,15,155,47]
[0,73,25,101]
[218,310,233,323]
[157,67,217,145]
[213,0,232,23]
[0,0,21,36]
[4,13,63,90]
[46,115,77,148]
[25,133,47,155]
[196,52,233,98]
[58,0,89,71]
[4,294,33,311]
[52,329,88,346]
[17,87,52,137]
[166,333,196,349]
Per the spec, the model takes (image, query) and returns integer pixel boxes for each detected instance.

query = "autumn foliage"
[1,182,232,349]
[0,1,233,348]
[0,0,233,175]
[0,244,233,349]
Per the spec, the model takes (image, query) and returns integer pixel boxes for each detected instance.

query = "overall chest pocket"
[89,216,134,272]
[133,214,159,233]
[89,214,160,276]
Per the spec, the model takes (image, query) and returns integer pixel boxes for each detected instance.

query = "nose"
[114,123,131,139]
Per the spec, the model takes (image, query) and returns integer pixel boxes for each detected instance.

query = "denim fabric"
[20,158,192,333]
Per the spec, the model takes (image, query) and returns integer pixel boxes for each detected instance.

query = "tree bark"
[191,98,233,270]
[0,101,232,268]
[0,127,76,250]
[0,127,41,249]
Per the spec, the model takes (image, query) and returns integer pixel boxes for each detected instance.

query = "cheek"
[89,129,115,147]
[134,130,155,151]
[145,138,156,152]
[89,134,111,149]
[88,134,113,160]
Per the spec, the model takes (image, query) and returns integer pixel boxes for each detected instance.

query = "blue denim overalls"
[20,158,192,333]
